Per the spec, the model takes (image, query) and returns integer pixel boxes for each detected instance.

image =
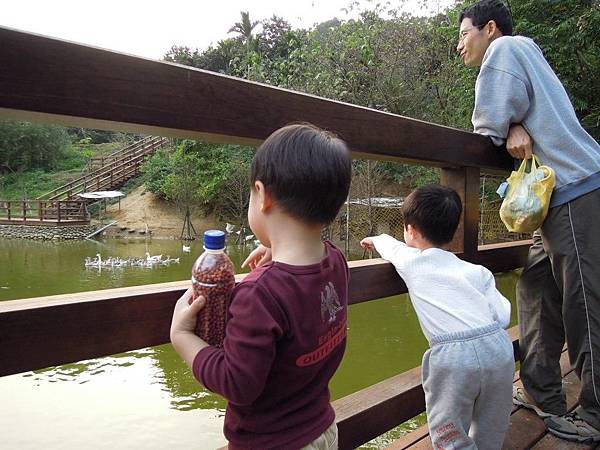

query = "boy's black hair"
[402,184,462,246]
[251,123,352,225]
[459,0,513,36]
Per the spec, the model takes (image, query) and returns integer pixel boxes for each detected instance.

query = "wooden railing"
[0,199,90,224]
[0,25,528,449]
[37,135,168,201]
[84,135,166,172]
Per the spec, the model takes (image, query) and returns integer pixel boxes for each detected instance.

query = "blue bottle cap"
[204,230,226,250]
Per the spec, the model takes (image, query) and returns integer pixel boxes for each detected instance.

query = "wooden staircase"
[0,136,168,224]
[37,135,169,201]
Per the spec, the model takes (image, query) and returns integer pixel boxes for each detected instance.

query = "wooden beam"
[335,367,425,450]
[0,243,530,377]
[441,167,481,256]
[0,26,512,172]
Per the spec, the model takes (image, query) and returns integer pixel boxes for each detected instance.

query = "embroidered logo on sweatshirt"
[296,319,347,367]
[320,281,342,324]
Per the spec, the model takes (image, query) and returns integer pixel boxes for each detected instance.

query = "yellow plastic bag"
[500,155,555,233]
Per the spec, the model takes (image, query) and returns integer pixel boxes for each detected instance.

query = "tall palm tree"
[228,11,259,53]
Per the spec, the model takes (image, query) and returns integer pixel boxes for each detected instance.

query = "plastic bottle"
[190,230,235,347]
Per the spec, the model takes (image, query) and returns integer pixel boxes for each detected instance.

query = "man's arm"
[472,66,530,146]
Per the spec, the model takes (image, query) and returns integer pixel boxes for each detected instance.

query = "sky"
[1,0,454,60]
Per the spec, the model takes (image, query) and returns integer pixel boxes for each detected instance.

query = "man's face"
[457,18,490,67]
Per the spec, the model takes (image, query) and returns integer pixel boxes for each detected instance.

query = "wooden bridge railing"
[84,135,164,172]
[0,199,90,224]
[0,25,527,448]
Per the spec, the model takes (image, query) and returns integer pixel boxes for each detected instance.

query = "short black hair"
[402,184,462,246]
[459,0,513,36]
[251,123,352,225]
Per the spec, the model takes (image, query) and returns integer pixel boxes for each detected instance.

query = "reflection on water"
[0,238,520,449]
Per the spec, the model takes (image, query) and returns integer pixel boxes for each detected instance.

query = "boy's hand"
[241,244,272,270]
[360,237,375,251]
[170,288,206,337]
[170,288,209,368]
[507,124,533,159]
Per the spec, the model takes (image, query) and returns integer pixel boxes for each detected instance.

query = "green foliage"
[0,170,57,200]
[66,127,131,144]
[153,1,600,202]
[0,120,71,172]
[141,148,172,198]
[142,141,254,217]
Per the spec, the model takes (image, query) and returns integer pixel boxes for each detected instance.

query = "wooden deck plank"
[385,425,429,449]
[530,434,599,450]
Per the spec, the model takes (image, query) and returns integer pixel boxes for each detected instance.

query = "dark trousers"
[518,188,600,427]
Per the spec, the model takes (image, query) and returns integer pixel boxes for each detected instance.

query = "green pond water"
[0,238,519,449]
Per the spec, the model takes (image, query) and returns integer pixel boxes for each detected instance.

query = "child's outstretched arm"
[362,234,411,274]
[170,288,210,368]
[360,237,375,251]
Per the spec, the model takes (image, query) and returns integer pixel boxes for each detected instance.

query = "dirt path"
[105,185,217,238]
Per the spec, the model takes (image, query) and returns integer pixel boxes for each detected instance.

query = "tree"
[161,142,204,240]
[229,11,259,53]
[163,45,203,67]
[0,120,71,172]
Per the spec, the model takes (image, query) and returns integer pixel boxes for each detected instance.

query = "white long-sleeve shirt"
[372,234,511,343]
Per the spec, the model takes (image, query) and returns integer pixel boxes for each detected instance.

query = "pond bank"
[0,224,97,240]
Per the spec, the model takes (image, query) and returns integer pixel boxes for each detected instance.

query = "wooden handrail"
[0,200,90,222]
[0,242,529,378]
[0,26,513,172]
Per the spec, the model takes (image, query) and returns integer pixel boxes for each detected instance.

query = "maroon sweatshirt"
[193,241,349,449]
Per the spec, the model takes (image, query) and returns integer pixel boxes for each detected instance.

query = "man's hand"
[507,124,533,159]
[241,244,272,270]
[360,237,375,251]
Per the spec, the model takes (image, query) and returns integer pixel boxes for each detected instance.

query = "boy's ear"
[254,180,273,212]
[406,224,420,240]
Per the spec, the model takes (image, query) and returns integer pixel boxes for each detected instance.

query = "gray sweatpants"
[422,323,515,450]
[518,187,600,426]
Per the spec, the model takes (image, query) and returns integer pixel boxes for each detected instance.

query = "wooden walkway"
[388,348,599,450]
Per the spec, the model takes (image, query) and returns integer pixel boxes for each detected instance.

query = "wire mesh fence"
[323,169,531,258]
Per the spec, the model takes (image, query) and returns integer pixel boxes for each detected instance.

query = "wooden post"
[39,201,43,222]
[7,201,10,221]
[57,201,61,222]
[22,200,26,221]
[441,167,480,257]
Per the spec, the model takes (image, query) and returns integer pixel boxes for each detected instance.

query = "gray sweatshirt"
[472,35,600,207]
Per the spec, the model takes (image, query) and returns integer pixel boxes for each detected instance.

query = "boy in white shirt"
[361,184,514,450]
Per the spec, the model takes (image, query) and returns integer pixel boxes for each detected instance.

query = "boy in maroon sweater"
[170,123,353,449]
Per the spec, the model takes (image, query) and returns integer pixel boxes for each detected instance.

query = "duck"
[145,252,162,263]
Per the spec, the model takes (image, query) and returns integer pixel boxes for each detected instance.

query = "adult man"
[457,0,600,443]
